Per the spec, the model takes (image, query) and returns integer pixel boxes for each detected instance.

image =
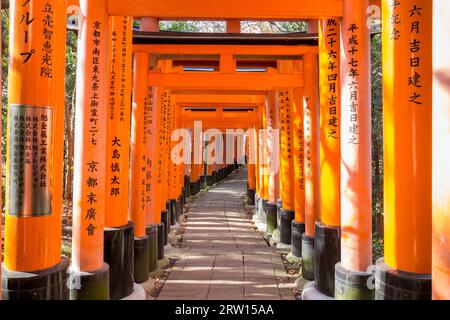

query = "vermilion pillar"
[278,90,296,247]
[311,18,341,298]
[301,54,321,284]
[140,17,163,265]
[246,132,256,205]
[103,16,134,299]
[2,0,69,301]
[376,0,432,300]
[335,0,373,300]
[130,51,151,284]
[266,92,280,235]
[70,0,110,300]
[432,0,450,300]
[291,88,306,261]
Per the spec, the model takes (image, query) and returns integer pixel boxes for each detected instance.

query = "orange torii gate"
[1,0,448,302]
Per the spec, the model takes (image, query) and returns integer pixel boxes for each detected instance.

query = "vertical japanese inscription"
[84,20,103,237]
[9,105,52,216]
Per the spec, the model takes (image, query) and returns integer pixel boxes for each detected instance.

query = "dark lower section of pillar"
[301,233,315,281]
[213,170,218,183]
[261,199,268,224]
[266,202,278,235]
[146,225,158,273]
[314,221,341,297]
[375,258,431,300]
[177,196,182,220]
[206,175,215,186]
[247,188,255,205]
[103,221,134,300]
[280,209,295,245]
[69,263,110,300]
[161,209,169,245]
[291,220,305,256]
[335,262,374,300]
[169,199,177,226]
[2,257,70,300]
[201,176,206,188]
[196,180,201,193]
[184,175,190,197]
[254,194,260,219]
[276,199,282,230]
[157,223,165,260]
[190,181,197,196]
[133,236,150,284]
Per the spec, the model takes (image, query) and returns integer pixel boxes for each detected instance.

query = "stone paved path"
[158,168,294,300]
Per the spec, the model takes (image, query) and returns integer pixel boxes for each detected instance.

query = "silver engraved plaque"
[9,105,53,217]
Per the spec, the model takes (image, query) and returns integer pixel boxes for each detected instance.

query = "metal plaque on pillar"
[8,104,53,217]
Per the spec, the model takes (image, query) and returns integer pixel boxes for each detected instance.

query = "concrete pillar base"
[68,263,110,300]
[335,262,374,300]
[104,222,134,300]
[121,283,146,300]
[286,252,302,265]
[276,242,292,253]
[375,258,431,300]
[170,223,181,232]
[314,221,341,297]
[301,281,334,300]
[270,229,281,246]
[2,257,70,300]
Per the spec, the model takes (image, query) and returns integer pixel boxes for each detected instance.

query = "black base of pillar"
[301,233,315,281]
[247,188,255,205]
[266,202,278,235]
[213,171,218,183]
[201,176,206,188]
[177,196,182,220]
[157,223,165,260]
[206,175,215,186]
[68,263,110,300]
[255,194,260,215]
[103,221,134,300]
[335,262,374,300]
[280,209,295,245]
[146,225,158,273]
[291,220,305,256]
[133,236,150,284]
[2,257,70,300]
[375,258,431,300]
[161,210,169,245]
[169,199,177,225]
[261,199,268,224]
[314,221,341,297]
[190,181,197,196]
[276,199,282,230]
[196,180,201,193]
[184,176,190,197]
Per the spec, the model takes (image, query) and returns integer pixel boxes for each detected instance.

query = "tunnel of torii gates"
[0,0,449,301]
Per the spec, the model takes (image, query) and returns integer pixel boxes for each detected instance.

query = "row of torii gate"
[0,0,449,301]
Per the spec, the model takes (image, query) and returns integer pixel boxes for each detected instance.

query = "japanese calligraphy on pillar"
[145,87,155,208]
[407,3,424,106]
[9,105,52,216]
[324,19,340,140]
[40,2,54,78]
[346,23,360,144]
[85,20,103,237]
[19,0,36,64]
[304,101,312,177]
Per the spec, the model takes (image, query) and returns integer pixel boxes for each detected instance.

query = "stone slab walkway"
[158,167,295,300]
